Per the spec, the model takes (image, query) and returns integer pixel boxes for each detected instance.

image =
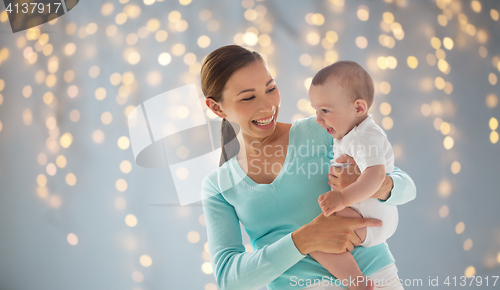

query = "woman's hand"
[371,175,393,201]
[292,213,382,255]
[327,155,361,191]
[328,154,394,202]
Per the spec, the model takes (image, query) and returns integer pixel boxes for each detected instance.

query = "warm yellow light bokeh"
[490,118,499,131]
[491,9,499,21]
[355,36,368,49]
[66,173,77,186]
[70,110,81,122]
[464,266,475,277]
[455,222,465,234]
[443,37,454,50]
[440,122,451,135]
[202,262,213,274]
[421,104,431,117]
[486,94,498,108]
[431,37,441,49]
[438,179,451,197]
[120,160,132,174]
[490,131,499,144]
[380,82,391,94]
[67,233,78,246]
[140,255,153,267]
[439,205,449,218]
[198,35,211,48]
[471,0,481,13]
[125,214,138,227]
[92,130,105,144]
[357,6,369,21]
[451,161,461,174]
[382,117,393,130]
[380,102,392,115]
[407,56,418,69]
[188,231,201,243]
[443,136,454,150]
[489,73,498,86]
[115,197,126,210]
[60,133,73,148]
[116,179,128,192]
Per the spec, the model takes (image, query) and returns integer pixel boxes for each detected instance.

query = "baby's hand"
[318,191,346,216]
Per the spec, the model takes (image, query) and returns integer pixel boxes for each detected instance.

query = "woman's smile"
[251,113,276,129]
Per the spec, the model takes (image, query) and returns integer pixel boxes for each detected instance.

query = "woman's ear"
[354,99,368,116]
[206,98,227,119]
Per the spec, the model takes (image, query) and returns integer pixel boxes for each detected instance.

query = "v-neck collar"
[229,121,297,190]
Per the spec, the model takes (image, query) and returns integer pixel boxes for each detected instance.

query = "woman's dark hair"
[201,45,265,166]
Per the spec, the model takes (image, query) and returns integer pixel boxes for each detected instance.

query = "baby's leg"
[309,208,373,290]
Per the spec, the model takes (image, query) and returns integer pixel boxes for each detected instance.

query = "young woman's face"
[219,60,280,140]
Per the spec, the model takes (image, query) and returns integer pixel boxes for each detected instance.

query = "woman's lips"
[251,114,275,128]
[253,114,274,122]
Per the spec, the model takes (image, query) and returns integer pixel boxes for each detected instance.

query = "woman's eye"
[266,86,276,93]
[242,96,255,101]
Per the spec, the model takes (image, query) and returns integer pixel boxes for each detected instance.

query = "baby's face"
[309,80,359,139]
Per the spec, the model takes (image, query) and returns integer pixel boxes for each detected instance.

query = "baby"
[308,61,399,290]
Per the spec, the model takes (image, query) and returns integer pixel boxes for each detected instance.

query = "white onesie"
[332,114,398,247]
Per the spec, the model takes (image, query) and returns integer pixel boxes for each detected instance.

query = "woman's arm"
[202,179,305,290]
[382,166,417,205]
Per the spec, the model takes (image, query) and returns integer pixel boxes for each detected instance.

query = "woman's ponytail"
[219,118,240,166]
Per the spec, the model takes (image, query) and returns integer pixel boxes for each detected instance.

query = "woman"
[201,45,416,290]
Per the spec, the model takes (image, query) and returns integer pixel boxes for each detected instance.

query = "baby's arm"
[319,164,385,216]
[341,164,386,206]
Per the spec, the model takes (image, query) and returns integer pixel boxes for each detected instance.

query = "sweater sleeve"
[202,177,306,290]
[381,166,417,206]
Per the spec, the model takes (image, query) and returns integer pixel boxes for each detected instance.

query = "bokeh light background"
[0,0,499,289]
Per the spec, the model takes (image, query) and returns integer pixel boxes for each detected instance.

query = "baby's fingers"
[324,210,335,217]
[324,208,336,216]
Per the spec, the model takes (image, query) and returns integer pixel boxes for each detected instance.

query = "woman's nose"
[259,102,275,113]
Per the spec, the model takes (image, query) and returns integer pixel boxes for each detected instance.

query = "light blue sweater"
[202,116,416,290]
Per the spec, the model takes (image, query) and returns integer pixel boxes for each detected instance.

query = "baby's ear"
[354,99,368,115]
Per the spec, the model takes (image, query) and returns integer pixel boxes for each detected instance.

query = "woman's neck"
[236,123,284,158]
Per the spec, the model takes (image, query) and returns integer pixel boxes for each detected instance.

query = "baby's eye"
[322,109,329,113]
[242,96,255,101]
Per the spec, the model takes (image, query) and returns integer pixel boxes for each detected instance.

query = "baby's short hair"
[311,61,374,109]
